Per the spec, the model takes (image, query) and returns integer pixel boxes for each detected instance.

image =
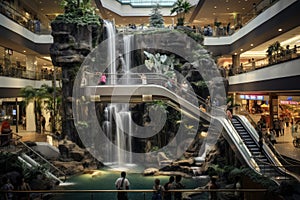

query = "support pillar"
[26,101,35,132]
[232,54,240,75]
[269,93,278,129]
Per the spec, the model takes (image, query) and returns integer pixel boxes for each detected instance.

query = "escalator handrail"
[217,117,260,172]
[234,115,300,182]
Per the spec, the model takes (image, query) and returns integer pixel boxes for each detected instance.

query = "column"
[26,55,38,79]
[26,101,36,132]
[269,93,278,129]
[232,54,240,75]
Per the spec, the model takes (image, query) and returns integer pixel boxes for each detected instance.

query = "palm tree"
[170,0,192,26]
[20,84,61,133]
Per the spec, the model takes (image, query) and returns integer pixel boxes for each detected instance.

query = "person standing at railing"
[140,73,147,84]
[163,176,175,200]
[173,175,185,200]
[115,171,130,200]
[152,178,165,200]
[0,176,14,200]
[98,73,107,85]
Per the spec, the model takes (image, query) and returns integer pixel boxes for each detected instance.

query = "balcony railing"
[0,66,61,81]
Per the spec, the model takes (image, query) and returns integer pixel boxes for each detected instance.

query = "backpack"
[152,185,162,200]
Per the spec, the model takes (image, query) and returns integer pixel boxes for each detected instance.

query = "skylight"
[117,0,177,7]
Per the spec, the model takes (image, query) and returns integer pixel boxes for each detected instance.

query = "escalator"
[232,115,297,181]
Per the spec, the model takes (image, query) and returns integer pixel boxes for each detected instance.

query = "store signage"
[240,95,264,100]
[280,100,298,105]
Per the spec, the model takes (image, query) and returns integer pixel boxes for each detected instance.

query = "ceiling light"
[214,6,217,9]
[240,49,243,51]
[278,28,282,32]
[250,44,254,46]
[227,8,230,10]
[23,50,26,53]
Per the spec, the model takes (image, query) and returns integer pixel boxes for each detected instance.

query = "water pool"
[53,170,209,200]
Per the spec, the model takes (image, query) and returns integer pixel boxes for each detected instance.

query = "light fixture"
[250,44,254,46]
[240,49,243,51]
[214,6,217,9]
[278,28,283,32]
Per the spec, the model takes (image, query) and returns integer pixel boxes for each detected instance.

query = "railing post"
[143,192,146,200]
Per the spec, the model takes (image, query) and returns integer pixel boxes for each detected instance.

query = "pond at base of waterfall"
[52,169,210,200]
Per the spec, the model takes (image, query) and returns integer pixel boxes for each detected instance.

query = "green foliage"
[240,168,278,191]
[0,152,23,174]
[144,51,176,78]
[170,0,192,26]
[149,4,164,28]
[54,0,100,25]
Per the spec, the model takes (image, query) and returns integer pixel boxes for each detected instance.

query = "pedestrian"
[22,115,26,130]
[204,176,219,200]
[226,109,232,121]
[41,115,46,133]
[234,176,243,200]
[16,175,31,200]
[140,73,147,84]
[163,176,175,200]
[280,119,285,136]
[173,175,185,200]
[152,178,164,200]
[115,171,130,200]
[1,176,14,200]
[98,73,107,85]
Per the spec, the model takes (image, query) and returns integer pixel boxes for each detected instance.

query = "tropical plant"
[170,0,192,26]
[54,0,100,25]
[266,41,283,64]
[20,84,61,133]
[149,4,164,28]
[144,51,176,78]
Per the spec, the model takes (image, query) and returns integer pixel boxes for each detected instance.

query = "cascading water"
[102,20,134,168]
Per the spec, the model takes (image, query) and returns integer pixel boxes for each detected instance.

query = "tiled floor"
[273,125,300,161]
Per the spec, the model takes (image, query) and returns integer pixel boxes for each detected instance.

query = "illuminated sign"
[240,95,264,100]
[280,101,298,105]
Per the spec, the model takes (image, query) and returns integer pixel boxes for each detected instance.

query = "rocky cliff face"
[50,20,103,145]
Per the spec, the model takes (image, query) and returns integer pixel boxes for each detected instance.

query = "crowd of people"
[114,172,186,200]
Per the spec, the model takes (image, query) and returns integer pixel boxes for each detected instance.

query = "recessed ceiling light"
[240,49,243,51]
[242,7,245,10]
[214,6,217,9]
[278,28,283,32]
[250,44,254,46]
[213,13,216,15]
[234,53,237,55]
[23,50,26,53]
[227,8,230,10]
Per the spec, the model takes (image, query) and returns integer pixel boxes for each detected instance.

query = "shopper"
[163,176,175,200]
[115,171,130,200]
[173,175,185,200]
[152,178,164,200]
